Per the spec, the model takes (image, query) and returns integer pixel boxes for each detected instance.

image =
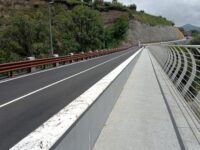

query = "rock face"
[128,20,181,45]
[101,10,129,25]
[102,10,182,46]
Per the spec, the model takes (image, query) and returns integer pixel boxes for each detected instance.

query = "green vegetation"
[132,11,174,26]
[68,5,104,52]
[191,35,200,45]
[93,2,128,12]
[0,3,129,63]
[191,30,199,37]
[190,30,200,45]
[56,0,83,6]
[128,4,137,11]
[0,0,175,63]
[1,10,49,56]
[92,1,174,26]
[105,16,129,48]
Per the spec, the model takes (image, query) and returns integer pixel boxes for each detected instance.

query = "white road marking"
[0,50,134,109]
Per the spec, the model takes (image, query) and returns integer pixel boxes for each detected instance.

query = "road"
[0,47,139,149]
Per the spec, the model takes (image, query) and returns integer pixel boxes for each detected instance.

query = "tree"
[191,30,200,37]
[70,5,104,52]
[105,16,129,48]
[129,4,137,11]
[52,5,79,55]
[191,35,200,45]
[0,11,49,57]
[83,0,92,3]
[112,16,129,40]
[94,0,104,5]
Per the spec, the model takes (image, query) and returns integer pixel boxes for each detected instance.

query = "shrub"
[128,4,137,11]
[107,3,127,11]
[191,30,200,37]
[93,1,127,12]
[0,49,21,64]
[83,0,92,3]
[0,11,49,57]
[191,35,200,45]
[105,16,129,48]
[69,5,104,52]
[59,0,82,6]
[140,10,145,13]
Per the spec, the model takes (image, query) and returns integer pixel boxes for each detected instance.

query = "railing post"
[27,57,36,73]
[53,54,59,67]
[8,71,13,77]
[81,52,85,60]
[138,41,141,48]
[69,53,74,63]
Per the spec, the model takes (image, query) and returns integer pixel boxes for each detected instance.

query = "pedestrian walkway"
[93,49,182,150]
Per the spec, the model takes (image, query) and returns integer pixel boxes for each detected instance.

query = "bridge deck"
[93,49,182,150]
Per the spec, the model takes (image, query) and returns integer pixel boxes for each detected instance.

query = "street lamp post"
[48,0,54,56]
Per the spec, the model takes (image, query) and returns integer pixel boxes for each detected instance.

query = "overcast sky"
[105,0,200,27]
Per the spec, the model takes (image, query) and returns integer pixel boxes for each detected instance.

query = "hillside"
[128,20,182,45]
[0,0,174,26]
[182,24,200,32]
[0,0,46,17]
[0,0,184,63]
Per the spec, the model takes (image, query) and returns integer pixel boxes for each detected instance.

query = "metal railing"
[149,44,200,121]
[0,46,131,78]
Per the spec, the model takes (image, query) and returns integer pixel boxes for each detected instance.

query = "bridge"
[0,42,200,150]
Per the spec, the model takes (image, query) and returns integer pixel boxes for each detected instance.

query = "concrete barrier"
[11,48,143,150]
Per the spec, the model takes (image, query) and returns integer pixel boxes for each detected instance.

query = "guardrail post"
[138,41,141,48]
[53,54,59,67]
[95,50,99,57]
[81,52,85,60]
[69,53,74,63]
[8,71,13,77]
[27,57,36,73]
[89,51,93,58]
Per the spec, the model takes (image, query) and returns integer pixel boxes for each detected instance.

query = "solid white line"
[0,49,129,84]
[0,50,134,109]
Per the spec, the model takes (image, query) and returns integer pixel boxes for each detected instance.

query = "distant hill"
[181,24,200,32]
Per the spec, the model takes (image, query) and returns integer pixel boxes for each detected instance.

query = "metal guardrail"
[0,46,131,78]
[140,38,187,46]
[149,44,200,121]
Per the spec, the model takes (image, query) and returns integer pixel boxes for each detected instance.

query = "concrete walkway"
[93,49,182,150]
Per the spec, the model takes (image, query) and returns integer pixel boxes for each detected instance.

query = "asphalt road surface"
[0,47,139,149]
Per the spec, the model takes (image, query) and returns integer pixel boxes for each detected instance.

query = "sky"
[105,0,200,27]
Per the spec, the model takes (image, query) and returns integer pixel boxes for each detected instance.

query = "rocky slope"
[102,10,184,45]
[128,20,183,45]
